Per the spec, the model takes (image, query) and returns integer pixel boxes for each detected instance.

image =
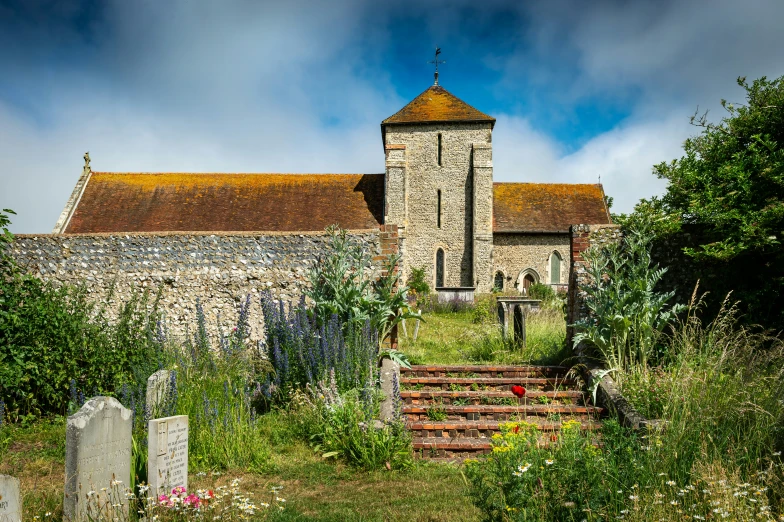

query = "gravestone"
[148,415,189,496]
[146,370,171,417]
[64,397,132,521]
[0,475,22,522]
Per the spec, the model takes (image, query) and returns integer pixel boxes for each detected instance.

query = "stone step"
[400,389,585,406]
[400,376,578,392]
[407,420,600,439]
[402,404,604,422]
[402,365,569,379]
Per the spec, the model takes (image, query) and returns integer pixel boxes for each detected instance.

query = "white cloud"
[493,110,692,214]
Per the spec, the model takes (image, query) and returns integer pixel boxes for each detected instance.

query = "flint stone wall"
[10,230,382,341]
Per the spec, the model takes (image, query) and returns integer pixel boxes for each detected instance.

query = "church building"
[54,82,611,295]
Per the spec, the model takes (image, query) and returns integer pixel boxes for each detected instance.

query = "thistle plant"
[572,221,685,372]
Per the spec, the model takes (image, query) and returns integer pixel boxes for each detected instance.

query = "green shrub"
[406,266,431,298]
[300,372,412,471]
[527,283,555,301]
[0,279,164,418]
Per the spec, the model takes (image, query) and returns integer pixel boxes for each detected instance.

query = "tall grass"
[466,295,784,520]
[160,298,272,472]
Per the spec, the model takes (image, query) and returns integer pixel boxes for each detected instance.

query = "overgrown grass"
[399,296,568,365]
[465,296,784,520]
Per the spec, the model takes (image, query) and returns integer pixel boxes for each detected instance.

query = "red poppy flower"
[513,425,520,434]
[511,385,526,398]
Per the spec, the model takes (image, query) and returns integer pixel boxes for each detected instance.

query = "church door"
[523,274,535,295]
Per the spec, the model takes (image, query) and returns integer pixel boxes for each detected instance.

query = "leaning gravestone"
[0,474,22,522]
[64,397,132,522]
[146,369,171,417]
[148,415,189,496]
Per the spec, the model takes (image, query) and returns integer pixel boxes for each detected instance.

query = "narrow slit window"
[435,249,445,288]
[437,133,442,166]
[437,190,442,228]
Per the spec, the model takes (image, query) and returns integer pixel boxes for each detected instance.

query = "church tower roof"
[382,85,496,127]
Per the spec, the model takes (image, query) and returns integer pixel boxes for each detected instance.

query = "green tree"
[652,76,784,262]
[631,75,784,328]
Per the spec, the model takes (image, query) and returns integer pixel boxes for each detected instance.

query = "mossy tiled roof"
[64,173,385,233]
[382,85,495,126]
[493,183,611,233]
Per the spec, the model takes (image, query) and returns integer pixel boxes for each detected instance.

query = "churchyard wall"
[492,233,569,292]
[10,229,386,342]
[384,122,493,289]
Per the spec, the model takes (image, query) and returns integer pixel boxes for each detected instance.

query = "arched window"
[494,271,504,291]
[437,190,442,228]
[437,133,443,166]
[435,248,445,288]
[550,251,562,284]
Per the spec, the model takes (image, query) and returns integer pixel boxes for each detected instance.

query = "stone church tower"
[382,84,496,292]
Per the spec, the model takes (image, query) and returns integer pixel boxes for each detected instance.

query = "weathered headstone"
[64,397,132,521]
[148,415,189,496]
[0,475,22,522]
[146,369,171,417]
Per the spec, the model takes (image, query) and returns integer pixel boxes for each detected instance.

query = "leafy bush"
[527,283,555,302]
[0,280,165,418]
[295,371,412,471]
[406,266,431,300]
[572,221,685,371]
[306,226,412,341]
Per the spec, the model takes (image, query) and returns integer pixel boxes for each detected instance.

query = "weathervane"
[428,47,446,85]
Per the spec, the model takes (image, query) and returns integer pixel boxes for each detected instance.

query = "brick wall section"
[566,224,622,351]
[10,229,385,342]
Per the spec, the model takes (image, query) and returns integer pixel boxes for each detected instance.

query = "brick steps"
[401,389,584,406]
[402,365,568,378]
[403,404,602,422]
[401,377,577,392]
[399,364,604,460]
[408,420,600,438]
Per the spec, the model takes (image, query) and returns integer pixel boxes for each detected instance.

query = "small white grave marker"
[0,474,22,522]
[64,397,132,521]
[148,415,189,496]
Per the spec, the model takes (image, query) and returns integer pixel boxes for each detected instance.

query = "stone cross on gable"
[428,47,446,85]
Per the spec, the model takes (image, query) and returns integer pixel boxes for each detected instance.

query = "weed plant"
[286,371,413,471]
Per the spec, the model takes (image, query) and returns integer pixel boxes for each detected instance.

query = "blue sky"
[2,0,784,232]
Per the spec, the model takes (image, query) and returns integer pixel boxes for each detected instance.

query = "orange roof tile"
[64,173,384,233]
[382,85,495,126]
[493,183,611,233]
